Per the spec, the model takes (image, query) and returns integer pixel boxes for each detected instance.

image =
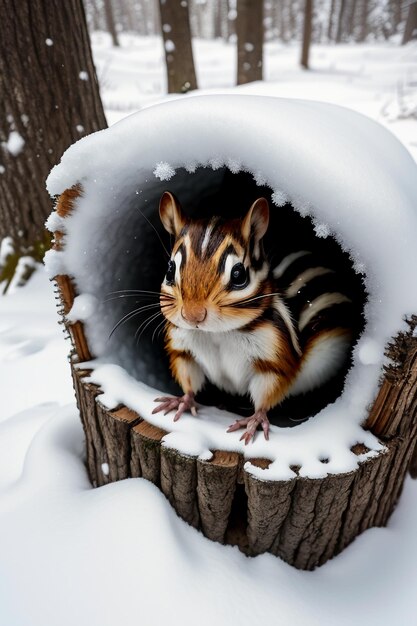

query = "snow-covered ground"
[1,35,417,626]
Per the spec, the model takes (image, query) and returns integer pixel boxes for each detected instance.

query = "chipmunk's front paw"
[227,409,270,445]
[152,392,197,422]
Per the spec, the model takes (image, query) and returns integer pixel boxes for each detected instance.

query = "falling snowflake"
[153,161,176,181]
[164,40,175,53]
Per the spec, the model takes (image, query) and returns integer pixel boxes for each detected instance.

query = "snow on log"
[46,95,417,569]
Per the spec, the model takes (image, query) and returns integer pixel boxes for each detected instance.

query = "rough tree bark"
[402,1,417,44]
[301,0,313,69]
[236,0,264,85]
[158,0,198,93]
[104,0,120,46]
[0,0,107,257]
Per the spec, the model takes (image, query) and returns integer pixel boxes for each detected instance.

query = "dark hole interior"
[103,167,367,427]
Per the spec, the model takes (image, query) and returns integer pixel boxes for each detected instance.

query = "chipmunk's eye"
[230,263,248,288]
[166,260,176,285]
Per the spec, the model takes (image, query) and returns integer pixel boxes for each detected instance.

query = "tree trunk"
[335,0,347,42]
[104,0,120,46]
[0,0,106,257]
[236,0,264,85]
[301,0,313,69]
[347,0,357,39]
[327,0,336,40]
[402,1,417,44]
[357,0,369,42]
[158,0,198,93]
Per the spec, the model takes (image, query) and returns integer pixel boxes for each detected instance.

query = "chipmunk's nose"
[181,303,207,325]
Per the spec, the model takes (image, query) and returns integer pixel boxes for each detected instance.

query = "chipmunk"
[152,191,355,444]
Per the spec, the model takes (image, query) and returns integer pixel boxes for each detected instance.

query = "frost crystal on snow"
[314,223,330,238]
[153,161,175,181]
[209,156,223,170]
[292,195,312,217]
[271,190,288,207]
[3,131,25,157]
[185,162,197,173]
[353,260,366,274]
[164,40,175,53]
[226,158,242,174]
[253,171,267,186]
[79,71,89,81]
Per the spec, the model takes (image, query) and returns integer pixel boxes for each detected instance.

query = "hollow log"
[53,185,417,570]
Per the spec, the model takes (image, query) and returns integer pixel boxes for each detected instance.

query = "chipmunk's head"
[159,191,272,332]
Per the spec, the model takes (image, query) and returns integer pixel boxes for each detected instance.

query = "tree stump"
[49,184,417,570]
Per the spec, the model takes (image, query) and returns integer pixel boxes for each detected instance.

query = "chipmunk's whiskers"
[135,310,166,345]
[106,288,175,298]
[152,317,168,343]
[108,302,171,338]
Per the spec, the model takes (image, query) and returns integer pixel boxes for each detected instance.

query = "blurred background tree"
[0,0,106,289]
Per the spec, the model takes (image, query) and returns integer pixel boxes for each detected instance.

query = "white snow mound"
[45,95,417,480]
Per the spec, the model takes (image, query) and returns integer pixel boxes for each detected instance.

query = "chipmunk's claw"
[153,392,197,421]
[227,410,270,445]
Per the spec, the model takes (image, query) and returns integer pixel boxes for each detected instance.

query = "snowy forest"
[1,1,417,625]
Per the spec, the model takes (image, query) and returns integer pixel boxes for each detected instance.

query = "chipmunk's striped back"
[273,250,360,396]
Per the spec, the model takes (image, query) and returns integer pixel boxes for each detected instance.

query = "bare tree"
[327,0,336,40]
[402,1,417,44]
[0,0,107,270]
[236,0,263,85]
[357,0,369,42]
[346,0,357,39]
[335,0,347,42]
[159,0,197,93]
[104,0,120,45]
[301,0,313,68]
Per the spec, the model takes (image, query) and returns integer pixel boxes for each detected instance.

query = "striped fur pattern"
[158,192,357,417]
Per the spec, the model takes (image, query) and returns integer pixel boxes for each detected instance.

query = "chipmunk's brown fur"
[153,191,354,443]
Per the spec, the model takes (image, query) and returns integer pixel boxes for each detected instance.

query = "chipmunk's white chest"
[171,326,274,395]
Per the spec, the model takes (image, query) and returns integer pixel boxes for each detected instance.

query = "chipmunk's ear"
[159,191,186,236]
[241,197,269,242]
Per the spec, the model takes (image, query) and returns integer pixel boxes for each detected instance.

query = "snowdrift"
[45,95,417,568]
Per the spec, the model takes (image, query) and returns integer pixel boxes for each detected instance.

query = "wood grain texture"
[197,451,239,542]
